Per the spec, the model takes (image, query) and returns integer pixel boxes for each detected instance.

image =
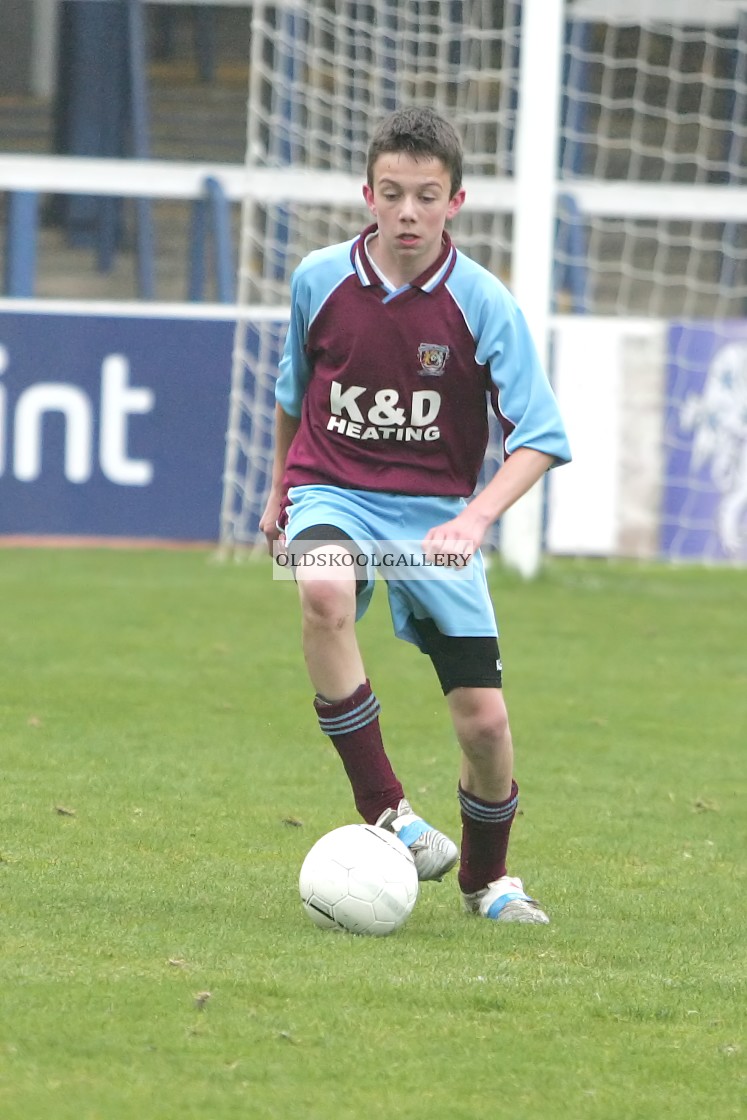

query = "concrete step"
[1,60,248,301]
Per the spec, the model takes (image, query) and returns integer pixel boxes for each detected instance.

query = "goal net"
[220,0,521,554]
[549,0,747,564]
[221,0,747,566]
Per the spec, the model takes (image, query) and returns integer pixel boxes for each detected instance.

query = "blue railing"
[1,0,234,302]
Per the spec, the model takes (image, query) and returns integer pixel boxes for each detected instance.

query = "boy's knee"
[298,565,356,626]
[450,688,511,750]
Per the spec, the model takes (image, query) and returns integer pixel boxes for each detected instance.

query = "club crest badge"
[418,343,449,376]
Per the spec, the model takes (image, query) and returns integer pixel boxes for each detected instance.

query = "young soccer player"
[260,107,571,924]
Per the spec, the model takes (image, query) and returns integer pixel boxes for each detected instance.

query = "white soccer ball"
[299,823,419,937]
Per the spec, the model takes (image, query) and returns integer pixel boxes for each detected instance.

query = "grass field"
[1,548,745,1120]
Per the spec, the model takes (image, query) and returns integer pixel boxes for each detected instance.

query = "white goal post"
[220,0,747,569]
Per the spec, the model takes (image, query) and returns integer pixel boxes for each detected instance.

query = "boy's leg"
[447,685,515,882]
[449,685,549,924]
[296,543,405,823]
[284,493,459,880]
[408,616,549,924]
[297,542,457,879]
[296,542,367,701]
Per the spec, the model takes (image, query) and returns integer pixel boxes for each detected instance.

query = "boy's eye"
[381,192,437,203]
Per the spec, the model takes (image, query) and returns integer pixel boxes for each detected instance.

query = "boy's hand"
[259,491,285,554]
[422,508,491,564]
[423,449,555,562]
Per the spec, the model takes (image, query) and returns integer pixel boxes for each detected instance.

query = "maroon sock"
[457,780,519,894]
[314,680,404,824]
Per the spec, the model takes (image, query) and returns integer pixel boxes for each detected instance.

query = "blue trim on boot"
[484,890,529,920]
[396,819,430,847]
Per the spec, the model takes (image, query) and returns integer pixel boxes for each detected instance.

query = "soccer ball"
[299,823,419,937]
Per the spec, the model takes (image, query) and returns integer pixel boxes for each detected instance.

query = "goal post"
[221,0,747,568]
[500,0,565,578]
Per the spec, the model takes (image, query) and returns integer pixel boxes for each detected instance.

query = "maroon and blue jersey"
[276,224,571,499]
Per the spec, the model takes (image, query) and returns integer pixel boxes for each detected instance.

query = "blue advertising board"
[663,323,747,562]
[0,308,235,541]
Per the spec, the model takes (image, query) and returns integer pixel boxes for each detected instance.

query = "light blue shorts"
[284,485,498,648]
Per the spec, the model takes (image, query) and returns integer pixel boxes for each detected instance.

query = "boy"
[260,107,571,924]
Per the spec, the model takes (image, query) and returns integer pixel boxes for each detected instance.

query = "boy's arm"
[423,446,553,557]
[259,404,302,548]
[259,267,311,549]
[425,274,570,559]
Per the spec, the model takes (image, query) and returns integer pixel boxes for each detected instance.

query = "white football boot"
[461,875,550,924]
[376,798,458,881]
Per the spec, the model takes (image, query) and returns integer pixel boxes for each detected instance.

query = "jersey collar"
[351,223,457,293]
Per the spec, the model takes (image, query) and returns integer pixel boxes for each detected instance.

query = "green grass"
[1,549,745,1119]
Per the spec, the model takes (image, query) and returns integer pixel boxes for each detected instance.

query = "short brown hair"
[367,107,463,198]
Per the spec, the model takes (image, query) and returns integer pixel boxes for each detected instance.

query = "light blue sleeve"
[275,240,357,418]
[275,269,311,418]
[448,256,571,465]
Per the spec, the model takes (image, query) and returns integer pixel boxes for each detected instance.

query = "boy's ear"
[363,183,376,216]
[446,188,466,220]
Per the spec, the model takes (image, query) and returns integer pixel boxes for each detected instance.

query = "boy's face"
[363,152,465,283]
